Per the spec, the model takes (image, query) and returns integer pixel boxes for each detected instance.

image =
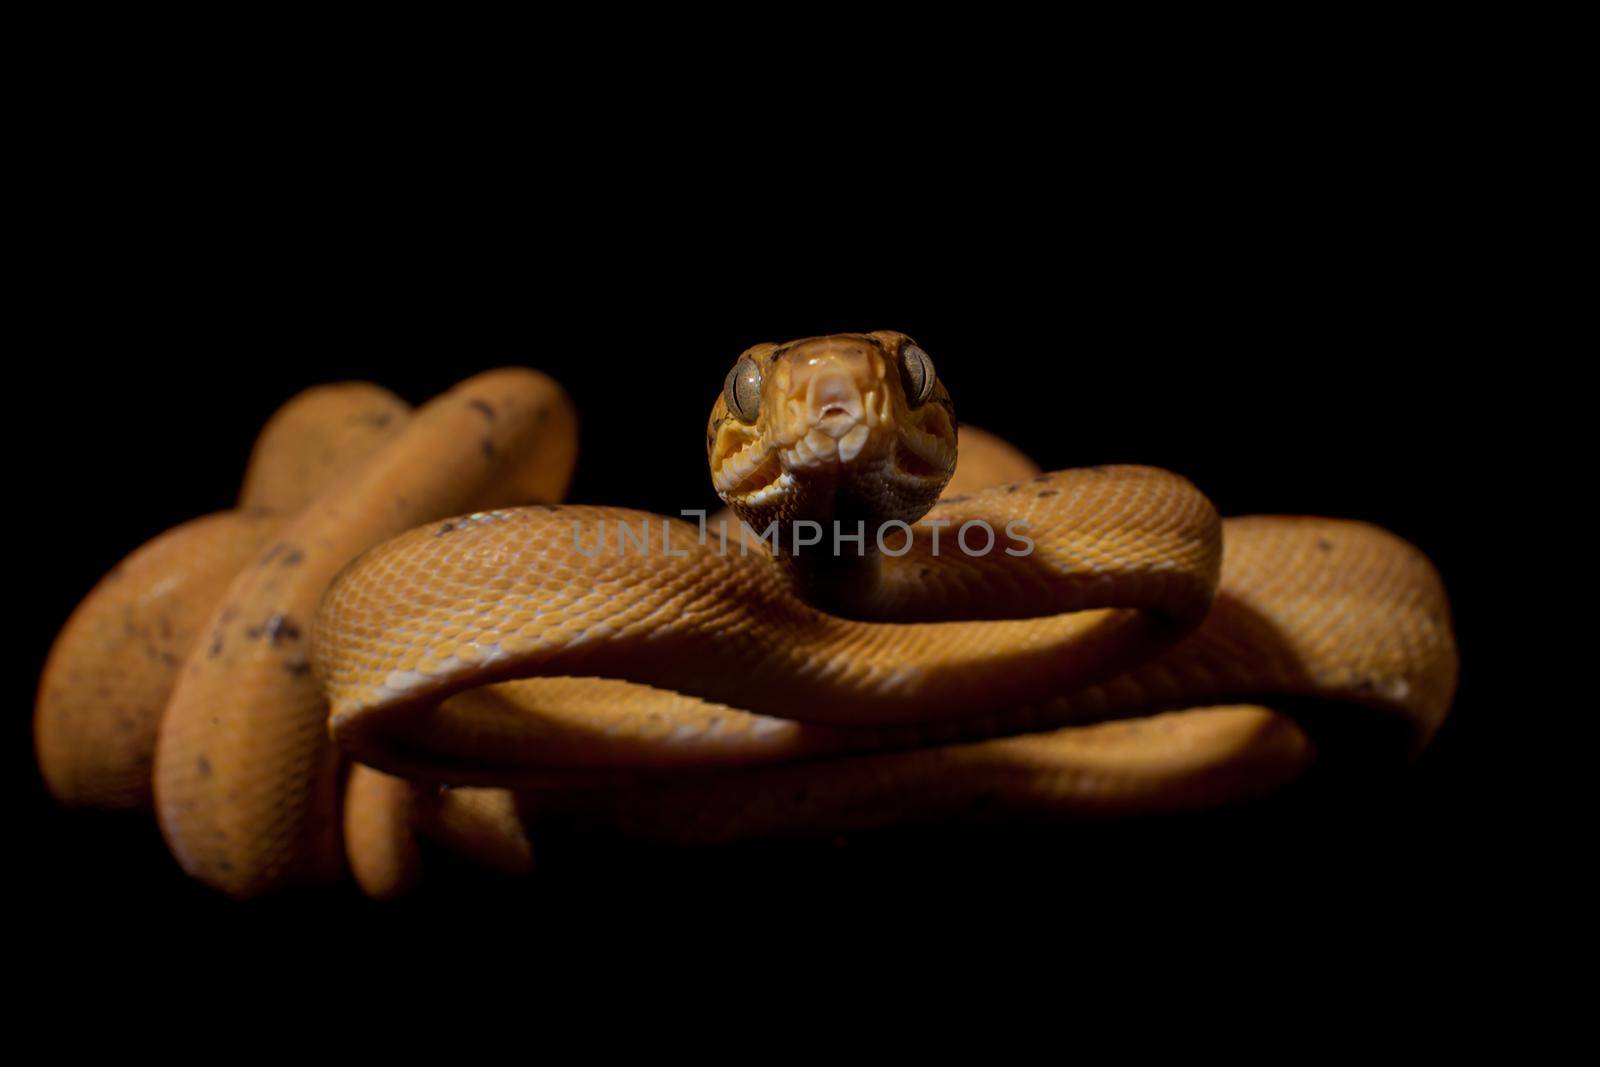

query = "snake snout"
[761,344,890,474]
[811,373,867,437]
[786,346,885,430]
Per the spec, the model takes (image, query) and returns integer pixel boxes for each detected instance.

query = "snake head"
[708,331,958,531]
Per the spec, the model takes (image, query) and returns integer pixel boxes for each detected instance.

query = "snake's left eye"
[899,344,936,407]
[724,358,762,422]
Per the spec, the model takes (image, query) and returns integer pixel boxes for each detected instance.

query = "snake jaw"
[712,434,787,501]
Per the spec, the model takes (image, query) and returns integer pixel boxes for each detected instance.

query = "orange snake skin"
[35,333,1458,899]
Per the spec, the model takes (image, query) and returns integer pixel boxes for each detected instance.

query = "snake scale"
[35,332,1458,899]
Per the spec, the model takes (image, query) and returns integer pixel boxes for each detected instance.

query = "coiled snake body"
[35,333,1457,898]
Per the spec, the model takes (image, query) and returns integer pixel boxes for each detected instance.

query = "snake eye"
[724,357,762,423]
[899,344,936,407]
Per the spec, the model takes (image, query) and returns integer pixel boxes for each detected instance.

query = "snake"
[34,331,1458,899]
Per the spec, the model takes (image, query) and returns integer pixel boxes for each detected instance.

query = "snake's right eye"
[724,358,762,422]
[899,343,936,407]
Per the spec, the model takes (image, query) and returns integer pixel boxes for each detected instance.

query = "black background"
[16,107,1511,968]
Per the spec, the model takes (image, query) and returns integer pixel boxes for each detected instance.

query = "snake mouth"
[712,431,792,504]
[724,449,786,500]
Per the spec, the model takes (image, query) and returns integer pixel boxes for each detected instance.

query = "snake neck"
[729,474,896,617]
[777,538,890,618]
